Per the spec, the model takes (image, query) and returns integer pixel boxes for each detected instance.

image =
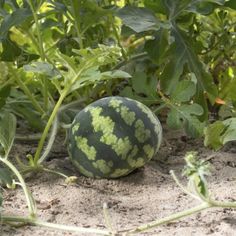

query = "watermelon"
[68,96,162,178]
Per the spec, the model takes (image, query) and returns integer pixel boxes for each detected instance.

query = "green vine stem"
[67,0,84,49]
[35,98,87,164]
[27,0,46,61]
[26,0,52,112]
[37,116,59,164]
[33,89,68,164]
[33,53,96,165]
[15,134,41,141]
[112,52,148,70]
[0,157,36,217]
[42,167,69,179]
[111,22,128,61]
[0,215,110,235]
[124,202,210,235]
[124,198,236,235]
[122,169,236,235]
[8,65,45,115]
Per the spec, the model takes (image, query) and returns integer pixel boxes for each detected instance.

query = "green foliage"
[0,0,235,167]
[0,112,16,158]
[204,118,236,150]
[115,0,236,139]
[0,0,235,141]
[167,103,204,137]
[183,151,211,199]
[0,1,236,233]
[0,167,13,186]
[117,6,161,33]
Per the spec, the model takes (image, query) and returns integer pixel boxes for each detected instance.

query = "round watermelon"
[68,96,162,178]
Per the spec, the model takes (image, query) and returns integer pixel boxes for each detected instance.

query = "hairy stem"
[69,0,84,49]
[9,66,45,115]
[27,0,46,61]
[1,215,110,235]
[34,90,68,164]
[38,116,59,163]
[125,203,210,235]
[0,158,36,217]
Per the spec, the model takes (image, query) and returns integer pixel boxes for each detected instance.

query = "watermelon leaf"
[0,167,13,186]
[204,118,236,150]
[23,62,60,77]
[170,80,196,103]
[167,103,204,137]
[0,112,16,158]
[183,151,211,199]
[117,6,160,33]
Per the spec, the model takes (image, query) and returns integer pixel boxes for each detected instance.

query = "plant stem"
[103,203,116,234]
[153,103,166,114]
[1,215,110,235]
[27,0,46,61]
[112,52,148,70]
[27,1,51,111]
[170,170,201,201]
[125,203,210,235]
[70,0,84,49]
[16,78,44,115]
[33,90,68,165]
[15,134,41,141]
[33,54,89,165]
[38,115,59,163]
[9,66,45,115]
[42,76,49,111]
[112,22,128,61]
[210,200,236,208]
[0,158,36,217]
[42,167,69,179]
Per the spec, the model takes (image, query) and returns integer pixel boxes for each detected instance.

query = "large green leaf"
[225,0,236,10]
[24,62,60,77]
[10,102,44,131]
[0,167,13,186]
[0,112,16,158]
[160,47,186,94]
[0,35,21,61]
[132,71,157,96]
[142,0,219,109]
[170,26,217,101]
[170,80,196,102]
[120,71,159,106]
[117,6,160,33]
[144,29,169,64]
[204,121,226,150]
[57,46,122,93]
[144,0,168,14]
[0,8,32,38]
[101,70,131,79]
[204,118,236,150]
[221,118,236,145]
[167,103,204,137]
[187,0,225,15]
[0,85,11,109]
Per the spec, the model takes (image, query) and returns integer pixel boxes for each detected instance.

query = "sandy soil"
[1,128,236,236]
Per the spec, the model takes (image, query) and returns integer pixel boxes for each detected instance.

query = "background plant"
[1,1,236,147]
[0,0,236,234]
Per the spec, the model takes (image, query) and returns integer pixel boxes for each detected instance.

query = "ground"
[1,127,236,236]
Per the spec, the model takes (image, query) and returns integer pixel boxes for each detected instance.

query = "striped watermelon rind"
[68,96,162,178]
